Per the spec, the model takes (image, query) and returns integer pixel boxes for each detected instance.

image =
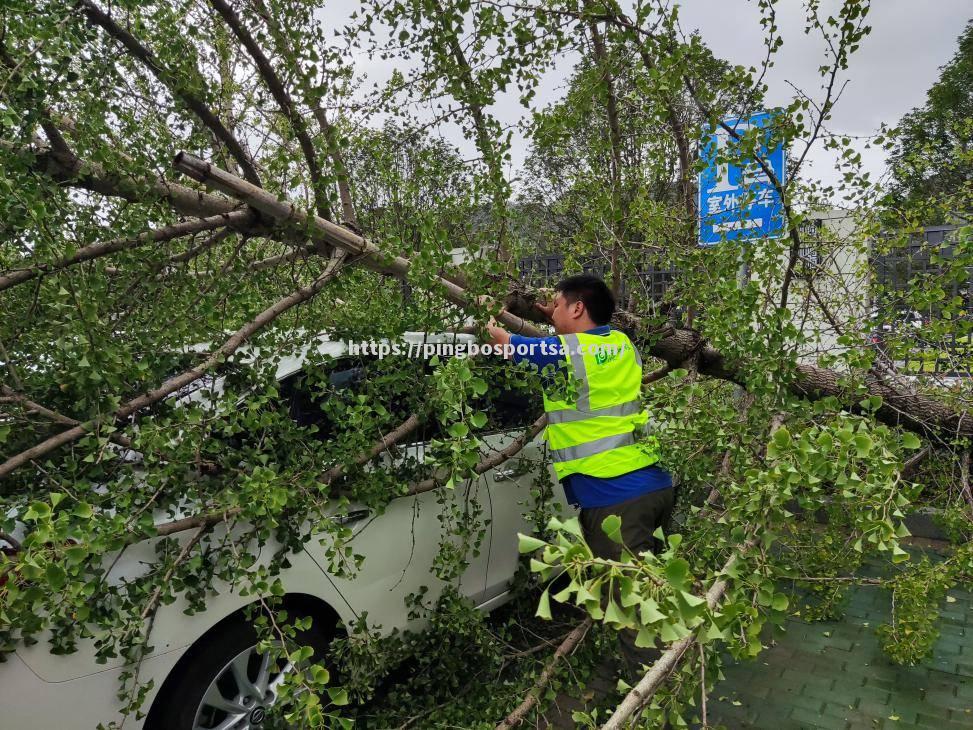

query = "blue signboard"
[698,111,786,246]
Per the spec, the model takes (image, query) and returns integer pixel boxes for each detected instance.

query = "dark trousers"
[579,487,676,674]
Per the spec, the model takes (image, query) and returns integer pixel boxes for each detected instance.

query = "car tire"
[145,605,335,730]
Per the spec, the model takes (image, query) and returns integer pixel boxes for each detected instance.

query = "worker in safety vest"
[486,273,674,672]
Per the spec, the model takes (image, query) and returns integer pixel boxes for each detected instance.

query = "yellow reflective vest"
[542,328,659,481]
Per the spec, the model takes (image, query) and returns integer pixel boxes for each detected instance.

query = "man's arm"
[481,295,555,362]
[486,316,512,355]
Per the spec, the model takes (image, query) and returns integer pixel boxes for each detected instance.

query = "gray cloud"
[331,1,971,193]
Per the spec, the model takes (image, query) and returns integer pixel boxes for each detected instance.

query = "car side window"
[278,354,542,445]
[277,361,367,442]
[477,372,543,433]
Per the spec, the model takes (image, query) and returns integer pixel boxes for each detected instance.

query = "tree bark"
[0,253,348,481]
[0,211,252,292]
[496,617,594,728]
[78,0,262,188]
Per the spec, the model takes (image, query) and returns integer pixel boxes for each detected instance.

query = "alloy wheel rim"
[192,643,294,730]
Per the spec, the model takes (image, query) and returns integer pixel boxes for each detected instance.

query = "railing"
[519,223,971,375]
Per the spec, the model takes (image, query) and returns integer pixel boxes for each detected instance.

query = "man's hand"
[486,316,511,350]
[535,298,555,324]
[477,294,514,357]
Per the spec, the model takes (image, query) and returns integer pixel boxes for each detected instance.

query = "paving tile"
[698,551,973,730]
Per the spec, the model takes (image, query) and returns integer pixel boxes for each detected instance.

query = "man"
[485,273,674,672]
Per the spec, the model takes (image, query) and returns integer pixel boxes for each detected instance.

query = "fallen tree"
[2,1,971,728]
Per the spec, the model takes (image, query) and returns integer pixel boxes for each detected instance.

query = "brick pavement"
[705,561,973,730]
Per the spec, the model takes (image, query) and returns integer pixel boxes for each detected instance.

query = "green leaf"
[601,514,623,543]
[310,664,330,684]
[640,598,667,624]
[901,432,921,450]
[552,581,576,603]
[853,433,873,456]
[64,545,88,565]
[680,590,706,608]
[327,687,349,706]
[575,580,598,605]
[45,563,66,591]
[447,421,469,438]
[529,558,549,574]
[664,558,690,588]
[634,623,658,648]
[24,501,51,521]
[771,594,789,611]
[660,621,684,642]
[604,598,628,627]
[772,426,792,448]
[470,411,488,429]
[517,533,547,553]
[535,588,552,620]
[557,516,584,539]
[892,544,910,564]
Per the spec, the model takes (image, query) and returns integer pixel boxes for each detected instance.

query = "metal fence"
[870,224,970,375]
[518,223,971,375]
[517,252,679,308]
[517,220,826,296]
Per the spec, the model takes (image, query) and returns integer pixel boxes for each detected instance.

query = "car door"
[481,382,576,602]
[348,434,493,606]
[282,357,492,632]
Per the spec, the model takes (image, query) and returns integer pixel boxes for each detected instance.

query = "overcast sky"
[334,1,971,195]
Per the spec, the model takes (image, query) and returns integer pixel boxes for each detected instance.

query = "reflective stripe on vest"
[542,328,660,481]
[546,399,643,424]
[549,431,636,462]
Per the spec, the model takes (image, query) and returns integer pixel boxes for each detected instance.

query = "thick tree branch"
[605,1,693,218]
[0,254,349,481]
[441,28,509,264]
[154,413,424,538]
[207,0,332,220]
[601,415,784,728]
[78,0,262,187]
[150,389,541,541]
[8,141,242,219]
[488,300,973,442]
[249,0,359,229]
[407,413,548,497]
[0,384,135,451]
[0,211,252,293]
[601,535,758,729]
[586,18,625,296]
[172,153,516,329]
[496,617,594,728]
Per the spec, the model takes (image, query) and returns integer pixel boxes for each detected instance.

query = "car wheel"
[145,608,335,730]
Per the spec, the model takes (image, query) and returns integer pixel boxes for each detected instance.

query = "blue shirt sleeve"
[508,334,565,372]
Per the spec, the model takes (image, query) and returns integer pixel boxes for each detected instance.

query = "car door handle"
[331,508,371,525]
[492,468,517,481]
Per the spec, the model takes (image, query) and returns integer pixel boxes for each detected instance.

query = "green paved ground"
[706,563,973,729]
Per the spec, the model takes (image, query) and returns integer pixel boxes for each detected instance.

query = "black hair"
[555,273,615,326]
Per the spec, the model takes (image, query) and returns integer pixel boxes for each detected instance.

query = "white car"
[0,332,572,730]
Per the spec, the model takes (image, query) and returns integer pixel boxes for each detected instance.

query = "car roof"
[174,330,477,406]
